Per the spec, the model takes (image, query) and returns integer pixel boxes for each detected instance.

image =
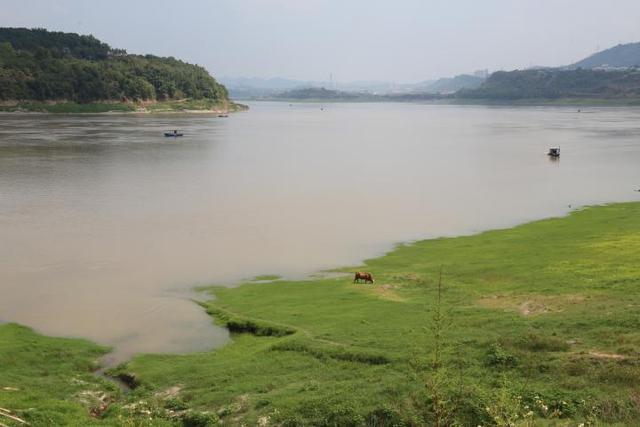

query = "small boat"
[217,114,228,118]
[164,131,184,137]
[547,147,560,157]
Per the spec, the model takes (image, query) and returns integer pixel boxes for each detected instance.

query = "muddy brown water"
[1,102,640,365]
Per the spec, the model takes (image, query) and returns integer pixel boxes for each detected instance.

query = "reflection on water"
[1,103,640,363]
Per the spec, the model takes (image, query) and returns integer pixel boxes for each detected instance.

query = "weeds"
[271,339,390,365]
[205,306,296,337]
[410,266,458,426]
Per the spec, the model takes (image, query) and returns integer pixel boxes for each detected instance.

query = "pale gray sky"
[2,0,640,82]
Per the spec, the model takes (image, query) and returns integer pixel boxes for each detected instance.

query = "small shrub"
[565,358,590,376]
[518,333,569,352]
[216,402,241,417]
[299,380,319,391]
[181,410,220,426]
[594,399,628,423]
[365,406,406,426]
[486,343,518,368]
[165,398,188,411]
[254,398,271,409]
[596,363,640,386]
[484,380,533,426]
[274,399,366,426]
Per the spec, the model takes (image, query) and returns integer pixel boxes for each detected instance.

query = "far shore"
[240,96,640,107]
[5,97,640,113]
[0,99,248,114]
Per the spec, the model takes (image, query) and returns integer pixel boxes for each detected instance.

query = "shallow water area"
[1,103,640,364]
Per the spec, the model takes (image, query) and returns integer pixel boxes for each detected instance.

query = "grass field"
[0,324,116,425]
[2,203,640,425]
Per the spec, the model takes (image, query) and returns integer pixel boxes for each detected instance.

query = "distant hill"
[222,74,486,99]
[220,76,430,98]
[454,41,640,102]
[275,87,362,100]
[0,28,230,107]
[457,68,640,100]
[422,74,485,94]
[220,76,309,92]
[572,42,640,69]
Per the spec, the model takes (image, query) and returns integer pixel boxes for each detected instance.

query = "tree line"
[457,68,640,99]
[0,28,228,103]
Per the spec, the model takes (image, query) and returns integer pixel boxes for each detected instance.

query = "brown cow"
[354,271,374,284]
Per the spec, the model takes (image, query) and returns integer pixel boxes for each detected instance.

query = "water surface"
[1,102,639,363]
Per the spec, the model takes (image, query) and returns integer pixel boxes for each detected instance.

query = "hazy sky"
[2,0,640,82]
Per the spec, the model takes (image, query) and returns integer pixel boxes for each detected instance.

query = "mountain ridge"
[571,42,640,69]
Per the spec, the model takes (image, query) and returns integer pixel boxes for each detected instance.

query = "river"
[1,102,639,364]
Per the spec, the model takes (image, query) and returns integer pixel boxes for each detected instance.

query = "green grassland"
[0,324,117,425]
[3,203,640,425]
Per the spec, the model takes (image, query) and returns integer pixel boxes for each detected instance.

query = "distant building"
[473,69,489,78]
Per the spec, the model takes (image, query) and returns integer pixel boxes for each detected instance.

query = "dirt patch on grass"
[478,294,587,316]
[373,284,406,302]
[155,385,182,398]
[355,283,406,302]
[589,351,627,360]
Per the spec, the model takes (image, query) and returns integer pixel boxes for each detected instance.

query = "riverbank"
[450,97,640,107]
[0,99,248,114]
[242,95,640,107]
[3,202,640,425]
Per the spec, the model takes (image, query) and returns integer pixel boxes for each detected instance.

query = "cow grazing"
[354,271,374,284]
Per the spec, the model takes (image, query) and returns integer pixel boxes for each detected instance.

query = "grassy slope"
[3,203,640,425]
[121,202,640,425]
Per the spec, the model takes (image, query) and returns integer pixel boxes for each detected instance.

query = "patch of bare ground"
[354,283,406,302]
[588,351,627,360]
[478,294,587,316]
[155,385,182,399]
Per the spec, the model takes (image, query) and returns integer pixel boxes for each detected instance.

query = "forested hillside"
[0,28,229,104]
[457,68,640,100]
